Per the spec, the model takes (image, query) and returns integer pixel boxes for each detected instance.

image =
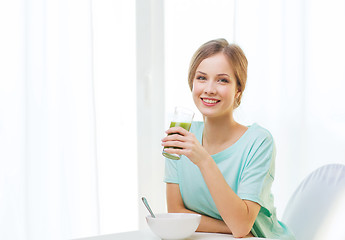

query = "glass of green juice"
[162,107,194,160]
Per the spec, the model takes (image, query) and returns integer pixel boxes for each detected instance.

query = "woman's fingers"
[165,126,189,136]
[162,139,185,148]
[162,127,193,151]
[163,146,185,155]
[162,127,208,165]
[162,133,185,142]
[162,128,202,161]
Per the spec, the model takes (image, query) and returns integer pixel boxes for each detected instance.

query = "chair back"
[282,164,345,240]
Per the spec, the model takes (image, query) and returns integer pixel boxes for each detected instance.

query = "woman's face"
[192,53,240,119]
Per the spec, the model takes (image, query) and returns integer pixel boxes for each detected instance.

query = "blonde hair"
[188,38,248,108]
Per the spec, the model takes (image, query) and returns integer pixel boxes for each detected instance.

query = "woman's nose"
[204,80,216,95]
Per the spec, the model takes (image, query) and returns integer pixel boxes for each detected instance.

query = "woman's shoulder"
[246,123,274,142]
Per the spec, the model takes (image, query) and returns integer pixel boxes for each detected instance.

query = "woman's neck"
[202,115,238,146]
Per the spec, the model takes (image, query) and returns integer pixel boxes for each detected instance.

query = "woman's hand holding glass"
[161,126,211,166]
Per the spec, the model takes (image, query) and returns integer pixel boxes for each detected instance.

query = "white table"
[73,230,277,240]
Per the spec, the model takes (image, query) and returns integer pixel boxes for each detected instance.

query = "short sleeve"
[164,158,179,184]
[237,132,275,215]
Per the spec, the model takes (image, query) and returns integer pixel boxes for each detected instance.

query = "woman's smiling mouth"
[201,98,220,106]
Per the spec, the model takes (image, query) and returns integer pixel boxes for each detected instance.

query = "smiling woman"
[162,39,295,239]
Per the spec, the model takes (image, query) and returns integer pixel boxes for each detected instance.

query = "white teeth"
[203,99,218,104]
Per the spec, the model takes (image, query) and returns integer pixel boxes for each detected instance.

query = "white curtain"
[0,0,99,239]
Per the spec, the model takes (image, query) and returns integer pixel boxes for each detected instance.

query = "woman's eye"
[218,78,229,83]
[196,76,206,80]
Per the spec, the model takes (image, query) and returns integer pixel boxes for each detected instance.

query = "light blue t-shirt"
[164,121,295,240]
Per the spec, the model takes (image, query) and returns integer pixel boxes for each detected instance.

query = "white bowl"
[146,213,201,240]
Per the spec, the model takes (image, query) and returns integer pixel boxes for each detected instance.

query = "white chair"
[282,164,345,240]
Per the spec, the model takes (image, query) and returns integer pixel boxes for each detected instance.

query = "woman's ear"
[235,89,241,98]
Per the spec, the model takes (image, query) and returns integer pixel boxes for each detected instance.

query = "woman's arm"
[162,127,261,238]
[197,157,261,238]
[166,183,232,234]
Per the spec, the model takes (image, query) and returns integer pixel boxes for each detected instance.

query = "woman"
[161,39,295,239]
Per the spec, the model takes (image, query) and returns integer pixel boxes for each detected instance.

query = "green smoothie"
[169,121,192,130]
[162,121,192,160]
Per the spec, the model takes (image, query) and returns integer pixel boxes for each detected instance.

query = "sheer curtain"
[0,0,99,239]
